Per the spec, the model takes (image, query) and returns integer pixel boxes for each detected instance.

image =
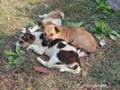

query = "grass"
[89,44,120,89]
[0,0,120,90]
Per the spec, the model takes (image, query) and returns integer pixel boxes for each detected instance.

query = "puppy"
[39,9,64,26]
[21,9,64,33]
[37,38,84,74]
[39,24,97,53]
[17,28,48,55]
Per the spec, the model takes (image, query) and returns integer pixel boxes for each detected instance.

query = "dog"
[37,24,97,53]
[16,28,48,55]
[37,38,85,74]
[21,9,64,33]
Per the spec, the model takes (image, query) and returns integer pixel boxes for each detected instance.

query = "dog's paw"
[37,57,47,66]
[20,28,26,33]
[78,51,87,57]
[26,48,33,54]
[60,68,67,72]
[37,57,42,62]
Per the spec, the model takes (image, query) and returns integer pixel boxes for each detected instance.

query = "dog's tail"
[67,63,81,74]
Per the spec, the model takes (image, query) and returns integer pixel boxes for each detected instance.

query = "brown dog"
[38,24,97,53]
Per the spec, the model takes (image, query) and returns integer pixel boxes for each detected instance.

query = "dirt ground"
[0,0,120,90]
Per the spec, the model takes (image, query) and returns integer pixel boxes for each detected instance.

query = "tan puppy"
[21,9,64,33]
[40,24,97,53]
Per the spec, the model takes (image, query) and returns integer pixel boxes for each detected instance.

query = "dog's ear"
[54,26,60,33]
[26,27,31,33]
[37,21,45,29]
[29,34,35,41]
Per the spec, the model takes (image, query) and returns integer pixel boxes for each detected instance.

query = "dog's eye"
[50,33,54,36]
[22,36,28,41]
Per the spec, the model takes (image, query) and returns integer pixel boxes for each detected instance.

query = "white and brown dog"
[37,38,84,74]
[38,24,97,53]
[21,9,64,33]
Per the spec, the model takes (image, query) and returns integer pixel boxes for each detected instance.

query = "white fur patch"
[20,25,41,34]
[39,14,48,19]
[60,12,64,19]
[20,28,27,33]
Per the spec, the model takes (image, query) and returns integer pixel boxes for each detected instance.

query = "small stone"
[99,39,106,47]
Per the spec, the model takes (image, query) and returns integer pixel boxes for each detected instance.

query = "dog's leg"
[77,50,87,57]
[37,57,48,66]
[60,65,81,74]
[39,14,48,19]
[37,53,65,69]
[20,25,40,33]
[27,44,45,55]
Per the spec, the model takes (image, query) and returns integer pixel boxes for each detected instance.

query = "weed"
[26,22,35,29]
[91,21,120,40]
[95,0,112,16]
[4,45,24,69]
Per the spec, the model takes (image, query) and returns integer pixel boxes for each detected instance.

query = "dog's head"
[18,28,36,47]
[44,25,61,40]
[37,23,61,40]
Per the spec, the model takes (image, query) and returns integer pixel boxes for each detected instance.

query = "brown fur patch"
[44,9,63,20]
[57,50,80,65]
[19,33,35,47]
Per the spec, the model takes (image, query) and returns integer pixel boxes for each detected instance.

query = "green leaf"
[95,21,101,28]
[77,22,84,27]
[4,50,16,56]
[16,45,20,54]
[94,34,102,40]
[111,31,120,37]
[104,28,112,34]
[106,5,111,10]
[67,22,74,26]
[95,0,100,3]
[7,56,13,61]
[26,22,35,29]
[109,34,118,41]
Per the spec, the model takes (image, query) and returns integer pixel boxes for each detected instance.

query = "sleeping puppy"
[17,28,48,55]
[37,38,83,74]
[21,9,64,33]
[38,24,97,53]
